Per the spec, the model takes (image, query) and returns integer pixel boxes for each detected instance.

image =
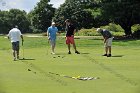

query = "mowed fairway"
[0,35,140,93]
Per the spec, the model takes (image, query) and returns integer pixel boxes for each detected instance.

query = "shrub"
[132,24,140,32]
[30,26,43,33]
[133,30,140,39]
[77,28,99,36]
[77,23,124,36]
[101,23,124,32]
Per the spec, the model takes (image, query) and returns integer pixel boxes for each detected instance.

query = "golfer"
[97,28,113,57]
[7,25,24,61]
[65,19,80,54]
[47,22,58,54]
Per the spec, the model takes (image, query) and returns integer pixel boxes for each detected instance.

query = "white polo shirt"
[8,28,22,42]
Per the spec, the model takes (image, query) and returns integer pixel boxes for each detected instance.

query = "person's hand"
[103,39,106,43]
[48,37,50,40]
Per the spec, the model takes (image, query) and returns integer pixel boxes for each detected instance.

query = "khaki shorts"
[104,37,113,47]
[50,39,56,46]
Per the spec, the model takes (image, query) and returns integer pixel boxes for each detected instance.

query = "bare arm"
[103,37,107,43]
[47,30,50,40]
[73,29,77,35]
[21,35,24,42]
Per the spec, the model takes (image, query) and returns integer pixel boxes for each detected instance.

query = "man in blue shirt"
[47,22,58,54]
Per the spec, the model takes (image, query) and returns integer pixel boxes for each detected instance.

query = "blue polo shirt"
[47,26,58,40]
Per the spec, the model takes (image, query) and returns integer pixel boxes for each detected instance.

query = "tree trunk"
[120,25,132,36]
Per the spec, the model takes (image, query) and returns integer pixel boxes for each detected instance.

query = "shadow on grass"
[81,53,90,54]
[111,55,124,57]
[55,53,67,55]
[19,58,35,60]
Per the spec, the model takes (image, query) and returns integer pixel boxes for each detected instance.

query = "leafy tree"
[100,0,140,36]
[0,9,30,34]
[8,9,30,33]
[0,10,11,34]
[29,0,55,32]
[53,0,96,30]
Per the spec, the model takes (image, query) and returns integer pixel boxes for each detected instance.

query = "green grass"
[0,36,140,93]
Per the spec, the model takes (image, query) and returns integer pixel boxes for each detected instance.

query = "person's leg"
[16,41,20,59]
[106,46,111,57]
[107,38,113,57]
[52,43,56,53]
[51,40,55,54]
[67,44,71,54]
[13,50,16,60]
[108,46,111,54]
[105,47,108,54]
[16,51,19,59]
[72,43,76,51]
[72,43,80,54]
[102,47,108,56]
[70,36,80,54]
[66,37,71,54]
[12,42,16,60]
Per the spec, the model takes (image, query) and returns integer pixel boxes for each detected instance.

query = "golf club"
[46,39,50,55]
[22,40,25,59]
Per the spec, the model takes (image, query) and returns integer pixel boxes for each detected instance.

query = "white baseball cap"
[96,28,102,33]
[52,22,55,25]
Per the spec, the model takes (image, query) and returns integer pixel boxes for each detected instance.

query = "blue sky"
[0,0,65,12]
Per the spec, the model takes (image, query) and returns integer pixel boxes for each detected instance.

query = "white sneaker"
[51,52,55,55]
[13,57,16,61]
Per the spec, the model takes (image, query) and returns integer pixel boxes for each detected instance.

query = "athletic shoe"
[51,52,55,55]
[102,54,107,56]
[17,56,19,59]
[13,57,16,61]
[107,54,111,57]
[75,51,80,54]
[68,51,71,54]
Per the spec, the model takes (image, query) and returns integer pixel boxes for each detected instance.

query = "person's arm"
[21,35,24,42]
[7,35,10,40]
[103,37,107,43]
[55,27,60,36]
[7,31,10,40]
[19,30,24,42]
[73,25,77,35]
[73,29,77,35]
[47,29,50,40]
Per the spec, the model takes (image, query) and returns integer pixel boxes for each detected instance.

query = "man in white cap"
[97,28,113,57]
[8,25,24,61]
[47,22,58,54]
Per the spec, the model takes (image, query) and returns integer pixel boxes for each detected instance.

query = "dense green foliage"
[28,0,55,33]
[0,9,30,34]
[100,0,140,35]
[0,0,140,37]
[53,0,96,29]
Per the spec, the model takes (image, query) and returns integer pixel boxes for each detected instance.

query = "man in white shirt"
[7,26,24,61]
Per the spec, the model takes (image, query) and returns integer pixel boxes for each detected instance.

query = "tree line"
[0,0,140,36]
